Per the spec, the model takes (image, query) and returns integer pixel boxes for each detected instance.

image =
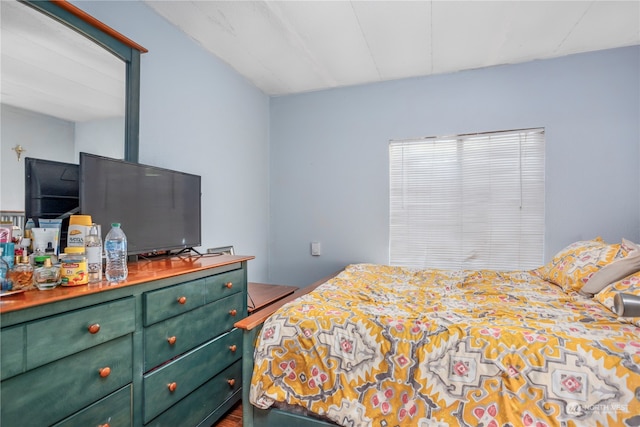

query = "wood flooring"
[213,402,242,427]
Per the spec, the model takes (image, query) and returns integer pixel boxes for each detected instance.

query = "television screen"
[79,152,202,256]
[24,157,79,247]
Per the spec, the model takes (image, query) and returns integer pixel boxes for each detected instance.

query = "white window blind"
[389,128,545,270]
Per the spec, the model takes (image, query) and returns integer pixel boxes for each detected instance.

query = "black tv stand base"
[128,247,202,262]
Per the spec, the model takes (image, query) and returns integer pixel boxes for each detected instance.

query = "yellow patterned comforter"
[250,264,640,427]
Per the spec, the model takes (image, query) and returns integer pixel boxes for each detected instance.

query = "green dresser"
[0,256,250,427]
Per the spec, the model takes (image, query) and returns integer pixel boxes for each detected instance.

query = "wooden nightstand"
[247,282,298,314]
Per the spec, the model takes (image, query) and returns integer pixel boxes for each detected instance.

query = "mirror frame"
[20,0,146,162]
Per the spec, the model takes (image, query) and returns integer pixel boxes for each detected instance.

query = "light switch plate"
[311,242,321,256]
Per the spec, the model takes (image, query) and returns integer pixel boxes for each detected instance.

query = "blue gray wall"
[78,1,271,282]
[269,46,640,286]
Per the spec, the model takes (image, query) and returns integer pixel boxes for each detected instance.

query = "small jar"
[34,258,61,290]
[60,247,88,286]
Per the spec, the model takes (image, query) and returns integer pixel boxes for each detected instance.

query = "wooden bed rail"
[234,271,341,331]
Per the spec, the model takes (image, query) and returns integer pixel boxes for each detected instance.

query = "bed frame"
[235,273,340,427]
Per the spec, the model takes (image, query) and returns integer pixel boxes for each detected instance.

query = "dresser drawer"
[205,268,245,303]
[143,278,206,326]
[26,297,135,369]
[143,328,242,423]
[53,384,132,427]
[1,325,24,380]
[145,359,242,426]
[1,334,133,427]
[144,292,244,370]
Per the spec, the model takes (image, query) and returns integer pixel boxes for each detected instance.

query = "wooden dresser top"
[0,254,254,314]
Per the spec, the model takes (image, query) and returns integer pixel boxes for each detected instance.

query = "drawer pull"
[167,336,177,345]
[88,324,101,334]
[225,282,233,289]
[229,309,237,317]
[177,296,187,305]
[227,378,236,387]
[229,344,237,352]
[99,367,111,378]
[168,382,177,392]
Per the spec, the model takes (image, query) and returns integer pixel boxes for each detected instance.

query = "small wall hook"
[12,145,26,161]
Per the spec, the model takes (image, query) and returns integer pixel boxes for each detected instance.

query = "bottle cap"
[34,255,49,264]
[69,215,92,226]
[64,247,85,254]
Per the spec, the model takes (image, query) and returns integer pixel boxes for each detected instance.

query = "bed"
[237,238,640,427]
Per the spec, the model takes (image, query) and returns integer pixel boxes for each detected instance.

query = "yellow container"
[67,215,92,247]
[60,247,88,286]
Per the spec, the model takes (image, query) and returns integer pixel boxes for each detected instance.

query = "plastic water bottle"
[104,223,128,283]
[85,223,103,283]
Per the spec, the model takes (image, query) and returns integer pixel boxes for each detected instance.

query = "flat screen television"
[79,152,202,256]
[24,157,80,247]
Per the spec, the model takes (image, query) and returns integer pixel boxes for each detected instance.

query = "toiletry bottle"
[30,247,46,267]
[25,218,35,232]
[34,258,60,290]
[67,215,92,247]
[12,254,34,290]
[24,218,35,254]
[45,242,58,264]
[85,224,102,283]
[0,249,12,291]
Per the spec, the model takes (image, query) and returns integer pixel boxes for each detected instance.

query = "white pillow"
[580,239,640,296]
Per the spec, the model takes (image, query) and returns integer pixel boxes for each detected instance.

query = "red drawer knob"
[168,382,177,392]
[98,424,110,427]
[229,344,237,352]
[229,309,237,317]
[99,367,111,378]
[167,336,177,345]
[225,282,233,289]
[88,324,101,334]
[227,379,236,387]
[177,296,187,305]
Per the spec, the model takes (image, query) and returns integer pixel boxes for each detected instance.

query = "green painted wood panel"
[142,277,206,326]
[26,297,135,370]
[0,325,24,380]
[1,334,133,427]
[145,360,241,427]
[143,293,244,370]
[204,268,245,303]
[142,328,242,423]
[52,384,132,427]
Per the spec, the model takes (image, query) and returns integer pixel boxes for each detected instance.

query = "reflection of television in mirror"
[24,157,79,247]
[79,152,202,257]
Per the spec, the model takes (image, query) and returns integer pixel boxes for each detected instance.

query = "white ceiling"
[1,1,638,124]
[147,0,640,96]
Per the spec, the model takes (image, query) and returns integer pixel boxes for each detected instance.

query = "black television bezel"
[78,152,202,256]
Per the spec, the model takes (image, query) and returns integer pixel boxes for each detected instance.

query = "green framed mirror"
[18,0,145,163]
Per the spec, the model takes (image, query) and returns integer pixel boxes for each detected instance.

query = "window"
[389,128,545,270]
